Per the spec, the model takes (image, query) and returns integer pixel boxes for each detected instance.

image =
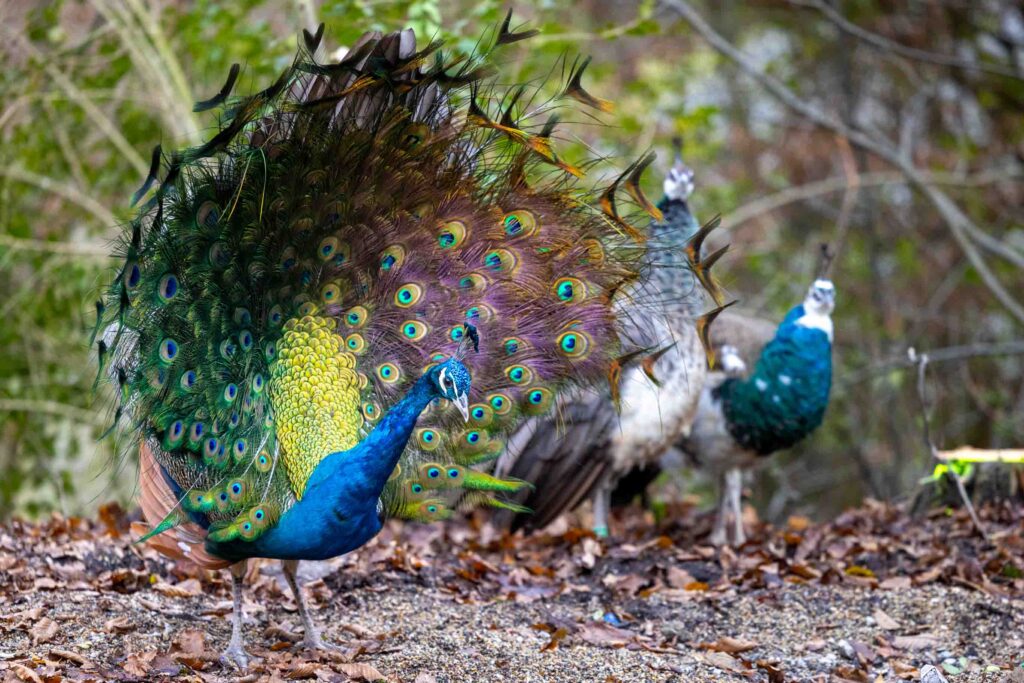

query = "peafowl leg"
[282,559,335,652]
[221,561,252,671]
[726,467,746,546]
[592,478,612,538]
[709,472,730,546]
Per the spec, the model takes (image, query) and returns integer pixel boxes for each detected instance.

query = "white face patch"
[798,279,835,341]
[438,367,449,394]
[796,310,834,342]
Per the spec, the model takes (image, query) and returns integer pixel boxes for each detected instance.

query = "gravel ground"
[1,506,1023,682]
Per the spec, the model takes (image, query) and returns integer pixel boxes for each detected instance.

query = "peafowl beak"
[452,392,470,422]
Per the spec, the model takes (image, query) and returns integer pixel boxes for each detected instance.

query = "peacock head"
[805,279,836,316]
[430,359,472,422]
[664,137,695,201]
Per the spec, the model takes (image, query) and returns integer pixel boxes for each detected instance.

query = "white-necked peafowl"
[494,141,725,537]
[93,19,665,668]
[678,280,835,546]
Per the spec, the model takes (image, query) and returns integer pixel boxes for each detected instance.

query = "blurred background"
[1,0,1021,521]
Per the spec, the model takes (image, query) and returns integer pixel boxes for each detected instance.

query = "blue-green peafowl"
[679,279,835,546]
[493,141,727,537]
[93,18,663,667]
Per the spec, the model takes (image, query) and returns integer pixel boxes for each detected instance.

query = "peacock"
[678,278,835,546]
[494,140,725,537]
[93,17,664,668]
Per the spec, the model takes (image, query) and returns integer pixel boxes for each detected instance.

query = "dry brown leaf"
[666,565,696,589]
[123,651,155,677]
[104,615,134,634]
[701,651,750,676]
[29,617,58,645]
[336,662,386,681]
[893,633,943,651]
[153,578,203,598]
[872,608,900,631]
[11,664,43,683]
[540,627,569,652]
[49,648,91,666]
[700,636,758,654]
[880,576,912,590]
[577,622,634,648]
[172,628,207,656]
[286,662,319,679]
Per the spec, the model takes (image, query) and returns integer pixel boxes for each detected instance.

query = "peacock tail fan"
[96,18,658,542]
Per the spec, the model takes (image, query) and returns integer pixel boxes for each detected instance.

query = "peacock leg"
[709,471,730,546]
[221,561,252,670]
[592,477,612,538]
[726,467,746,546]
[282,559,336,652]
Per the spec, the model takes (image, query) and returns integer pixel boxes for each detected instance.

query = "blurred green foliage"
[1,0,1021,520]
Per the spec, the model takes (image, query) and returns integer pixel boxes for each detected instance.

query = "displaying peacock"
[678,279,835,546]
[94,18,663,668]
[494,140,726,537]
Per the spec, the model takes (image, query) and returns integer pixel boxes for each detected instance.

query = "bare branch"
[791,0,1023,81]
[909,349,987,539]
[662,0,1024,324]
[0,166,119,228]
[0,234,113,260]
[841,340,1024,386]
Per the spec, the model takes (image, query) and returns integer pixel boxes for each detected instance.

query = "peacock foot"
[219,643,256,671]
[708,526,728,547]
[300,631,343,656]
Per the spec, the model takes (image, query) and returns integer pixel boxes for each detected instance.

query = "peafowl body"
[95,22,659,667]
[494,146,714,537]
[679,281,835,545]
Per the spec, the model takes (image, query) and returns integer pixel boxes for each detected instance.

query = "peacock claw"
[301,633,342,655]
[219,645,256,671]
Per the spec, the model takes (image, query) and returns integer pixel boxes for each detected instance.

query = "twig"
[720,167,1022,233]
[0,399,105,427]
[0,234,113,259]
[0,166,119,227]
[908,348,987,540]
[841,340,1024,386]
[660,0,1024,324]
[790,0,1023,81]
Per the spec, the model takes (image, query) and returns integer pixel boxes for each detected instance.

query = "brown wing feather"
[136,442,230,570]
[495,395,618,532]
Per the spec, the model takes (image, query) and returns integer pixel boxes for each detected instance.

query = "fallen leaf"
[286,662,319,679]
[104,615,134,634]
[700,636,758,654]
[11,664,43,683]
[540,627,569,652]
[153,578,203,598]
[872,608,900,631]
[29,617,59,645]
[666,565,696,589]
[336,662,386,681]
[577,622,634,648]
[701,651,750,676]
[171,628,207,656]
[893,633,942,651]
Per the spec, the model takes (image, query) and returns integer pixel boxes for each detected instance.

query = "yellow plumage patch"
[270,315,362,498]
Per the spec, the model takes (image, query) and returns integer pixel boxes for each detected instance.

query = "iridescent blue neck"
[305,373,437,501]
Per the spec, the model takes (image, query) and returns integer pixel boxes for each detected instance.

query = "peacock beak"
[452,392,470,422]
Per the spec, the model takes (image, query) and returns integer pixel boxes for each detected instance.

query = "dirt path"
[1,503,1022,682]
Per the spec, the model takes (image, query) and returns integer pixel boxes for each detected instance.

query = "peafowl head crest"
[664,136,695,202]
[432,360,472,422]
[430,323,477,421]
[805,279,836,316]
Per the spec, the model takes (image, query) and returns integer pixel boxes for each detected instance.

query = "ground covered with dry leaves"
[1,501,1022,683]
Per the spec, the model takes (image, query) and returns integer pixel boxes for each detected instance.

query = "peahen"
[678,279,835,546]
[494,141,724,537]
[94,19,662,668]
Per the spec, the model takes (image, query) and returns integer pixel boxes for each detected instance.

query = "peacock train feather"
[96,20,659,569]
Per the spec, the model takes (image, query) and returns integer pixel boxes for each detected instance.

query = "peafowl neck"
[638,196,703,319]
[304,372,437,503]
